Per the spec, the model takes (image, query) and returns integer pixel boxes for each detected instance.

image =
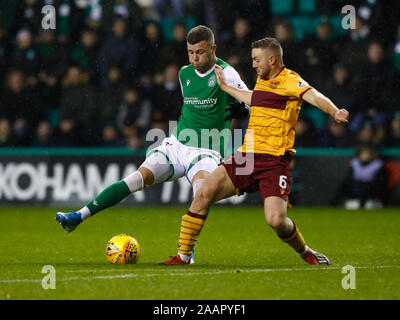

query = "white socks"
[178,253,191,263]
[78,206,91,221]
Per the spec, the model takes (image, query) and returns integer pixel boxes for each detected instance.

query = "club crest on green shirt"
[208,74,216,87]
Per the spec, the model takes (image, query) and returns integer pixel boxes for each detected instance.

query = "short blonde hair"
[252,37,283,58]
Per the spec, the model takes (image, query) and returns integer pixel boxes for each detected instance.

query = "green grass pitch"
[0,205,399,300]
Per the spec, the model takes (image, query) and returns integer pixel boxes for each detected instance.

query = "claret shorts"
[222,151,292,201]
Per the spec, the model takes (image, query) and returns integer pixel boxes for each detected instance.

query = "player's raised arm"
[302,88,349,123]
[215,65,253,105]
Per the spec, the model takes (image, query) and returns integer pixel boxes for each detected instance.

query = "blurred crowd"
[0,0,400,150]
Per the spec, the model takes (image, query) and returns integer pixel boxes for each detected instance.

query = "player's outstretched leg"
[161,166,236,265]
[279,221,331,265]
[55,169,149,233]
[300,246,330,265]
[161,210,206,265]
[55,211,83,233]
[264,197,331,266]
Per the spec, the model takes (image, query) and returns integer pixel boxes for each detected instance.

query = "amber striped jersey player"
[239,67,312,156]
[162,37,349,265]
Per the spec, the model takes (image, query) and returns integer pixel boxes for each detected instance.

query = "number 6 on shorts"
[279,175,287,189]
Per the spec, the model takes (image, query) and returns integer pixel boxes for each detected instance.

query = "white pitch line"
[65,268,175,273]
[64,265,397,273]
[0,265,397,283]
[0,279,42,283]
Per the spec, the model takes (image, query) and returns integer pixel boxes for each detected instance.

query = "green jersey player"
[55,25,249,247]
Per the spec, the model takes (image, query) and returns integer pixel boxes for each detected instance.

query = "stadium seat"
[288,16,315,40]
[0,0,18,29]
[301,106,326,129]
[298,0,316,14]
[159,16,196,41]
[329,15,350,37]
[290,15,350,41]
[269,0,294,16]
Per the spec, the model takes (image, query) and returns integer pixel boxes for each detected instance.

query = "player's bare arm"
[215,65,253,105]
[302,88,349,123]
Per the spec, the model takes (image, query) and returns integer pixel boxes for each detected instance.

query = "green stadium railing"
[0,147,147,156]
[0,148,400,157]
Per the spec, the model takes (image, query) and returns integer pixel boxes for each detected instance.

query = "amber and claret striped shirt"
[238,67,313,156]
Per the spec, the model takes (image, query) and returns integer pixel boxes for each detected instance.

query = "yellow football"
[106,234,140,264]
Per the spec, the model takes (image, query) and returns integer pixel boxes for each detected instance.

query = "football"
[106,234,140,264]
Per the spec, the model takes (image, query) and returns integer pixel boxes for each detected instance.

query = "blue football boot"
[55,211,82,233]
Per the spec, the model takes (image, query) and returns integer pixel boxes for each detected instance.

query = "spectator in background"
[357,0,387,42]
[126,134,143,150]
[97,18,139,87]
[116,86,151,141]
[350,42,391,139]
[210,0,270,42]
[356,118,384,147]
[0,69,41,146]
[271,18,304,75]
[137,22,164,84]
[295,117,316,147]
[154,0,185,18]
[0,0,398,151]
[11,29,40,86]
[56,0,98,44]
[219,18,253,84]
[84,0,103,30]
[101,0,144,34]
[54,115,78,147]
[158,21,188,70]
[236,0,271,40]
[384,111,400,147]
[303,20,338,85]
[184,0,218,32]
[98,65,125,125]
[58,65,99,146]
[317,118,354,148]
[359,41,393,111]
[32,120,56,147]
[70,28,101,84]
[36,30,67,78]
[0,118,15,147]
[37,69,61,120]
[101,124,125,147]
[152,63,181,125]
[340,16,371,79]
[331,145,387,210]
[323,64,357,117]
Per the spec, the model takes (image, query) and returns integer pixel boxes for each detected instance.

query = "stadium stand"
[0,0,399,150]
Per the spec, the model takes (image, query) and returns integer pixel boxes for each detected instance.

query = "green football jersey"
[173,58,237,157]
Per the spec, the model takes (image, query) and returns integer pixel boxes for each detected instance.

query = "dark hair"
[186,25,214,45]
